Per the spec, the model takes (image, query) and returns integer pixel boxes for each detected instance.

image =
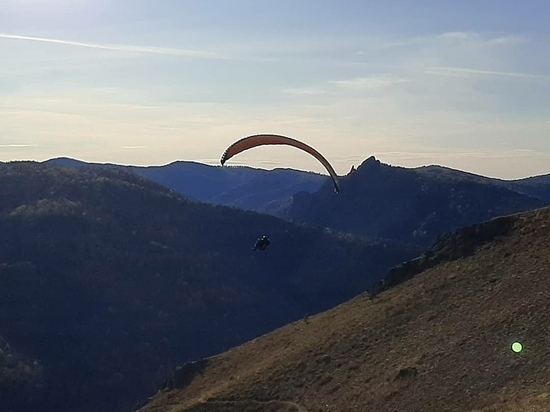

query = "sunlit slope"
[141,207,550,412]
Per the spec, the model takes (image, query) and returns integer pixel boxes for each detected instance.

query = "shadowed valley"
[0,162,416,412]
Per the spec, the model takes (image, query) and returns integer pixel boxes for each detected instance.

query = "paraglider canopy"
[221,134,340,193]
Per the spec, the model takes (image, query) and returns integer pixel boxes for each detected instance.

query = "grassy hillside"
[140,206,550,412]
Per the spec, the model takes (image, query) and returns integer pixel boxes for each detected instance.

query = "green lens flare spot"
[511,342,523,353]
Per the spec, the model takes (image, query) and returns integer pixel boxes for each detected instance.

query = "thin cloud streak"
[425,66,550,80]
[377,31,527,50]
[437,31,527,45]
[283,87,332,96]
[375,150,550,160]
[0,33,223,59]
[283,75,406,97]
[331,76,407,90]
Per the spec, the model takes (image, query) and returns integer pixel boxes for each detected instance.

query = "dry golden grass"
[140,207,550,412]
[473,392,550,412]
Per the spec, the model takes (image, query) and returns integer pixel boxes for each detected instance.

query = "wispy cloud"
[485,35,528,46]
[282,75,406,98]
[439,31,528,47]
[282,87,332,96]
[331,76,407,90]
[0,33,222,59]
[379,31,528,50]
[375,150,543,159]
[0,144,38,148]
[439,31,477,41]
[437,31,526,44]
[425,66,550,80]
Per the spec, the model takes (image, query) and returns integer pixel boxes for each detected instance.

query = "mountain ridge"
[43,158,328,215]
[287,156,550,246]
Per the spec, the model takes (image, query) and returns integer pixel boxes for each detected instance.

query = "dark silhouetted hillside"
[415,164,550,202]
[508,174,550,202]
[0,162,418,412]
[287,157,550,247]
[0,334,44,411]
[140,206,550,412]
[44,158,326,215]
[45,158,550,232]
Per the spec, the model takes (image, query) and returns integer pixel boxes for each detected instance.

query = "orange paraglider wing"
[220,134,340,193]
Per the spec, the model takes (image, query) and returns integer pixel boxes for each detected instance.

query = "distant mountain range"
[44,157,550,249]
[287,156,550,246]
[44,158,328,215]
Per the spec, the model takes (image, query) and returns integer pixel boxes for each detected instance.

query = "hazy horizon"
[2,0,549,179]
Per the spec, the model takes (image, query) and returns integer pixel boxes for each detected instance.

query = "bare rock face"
[168,359,210,390]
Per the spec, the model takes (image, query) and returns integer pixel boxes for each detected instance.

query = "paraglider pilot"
[253,235,270,251]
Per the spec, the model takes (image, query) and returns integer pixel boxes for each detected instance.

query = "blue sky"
[1,0,549,178]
